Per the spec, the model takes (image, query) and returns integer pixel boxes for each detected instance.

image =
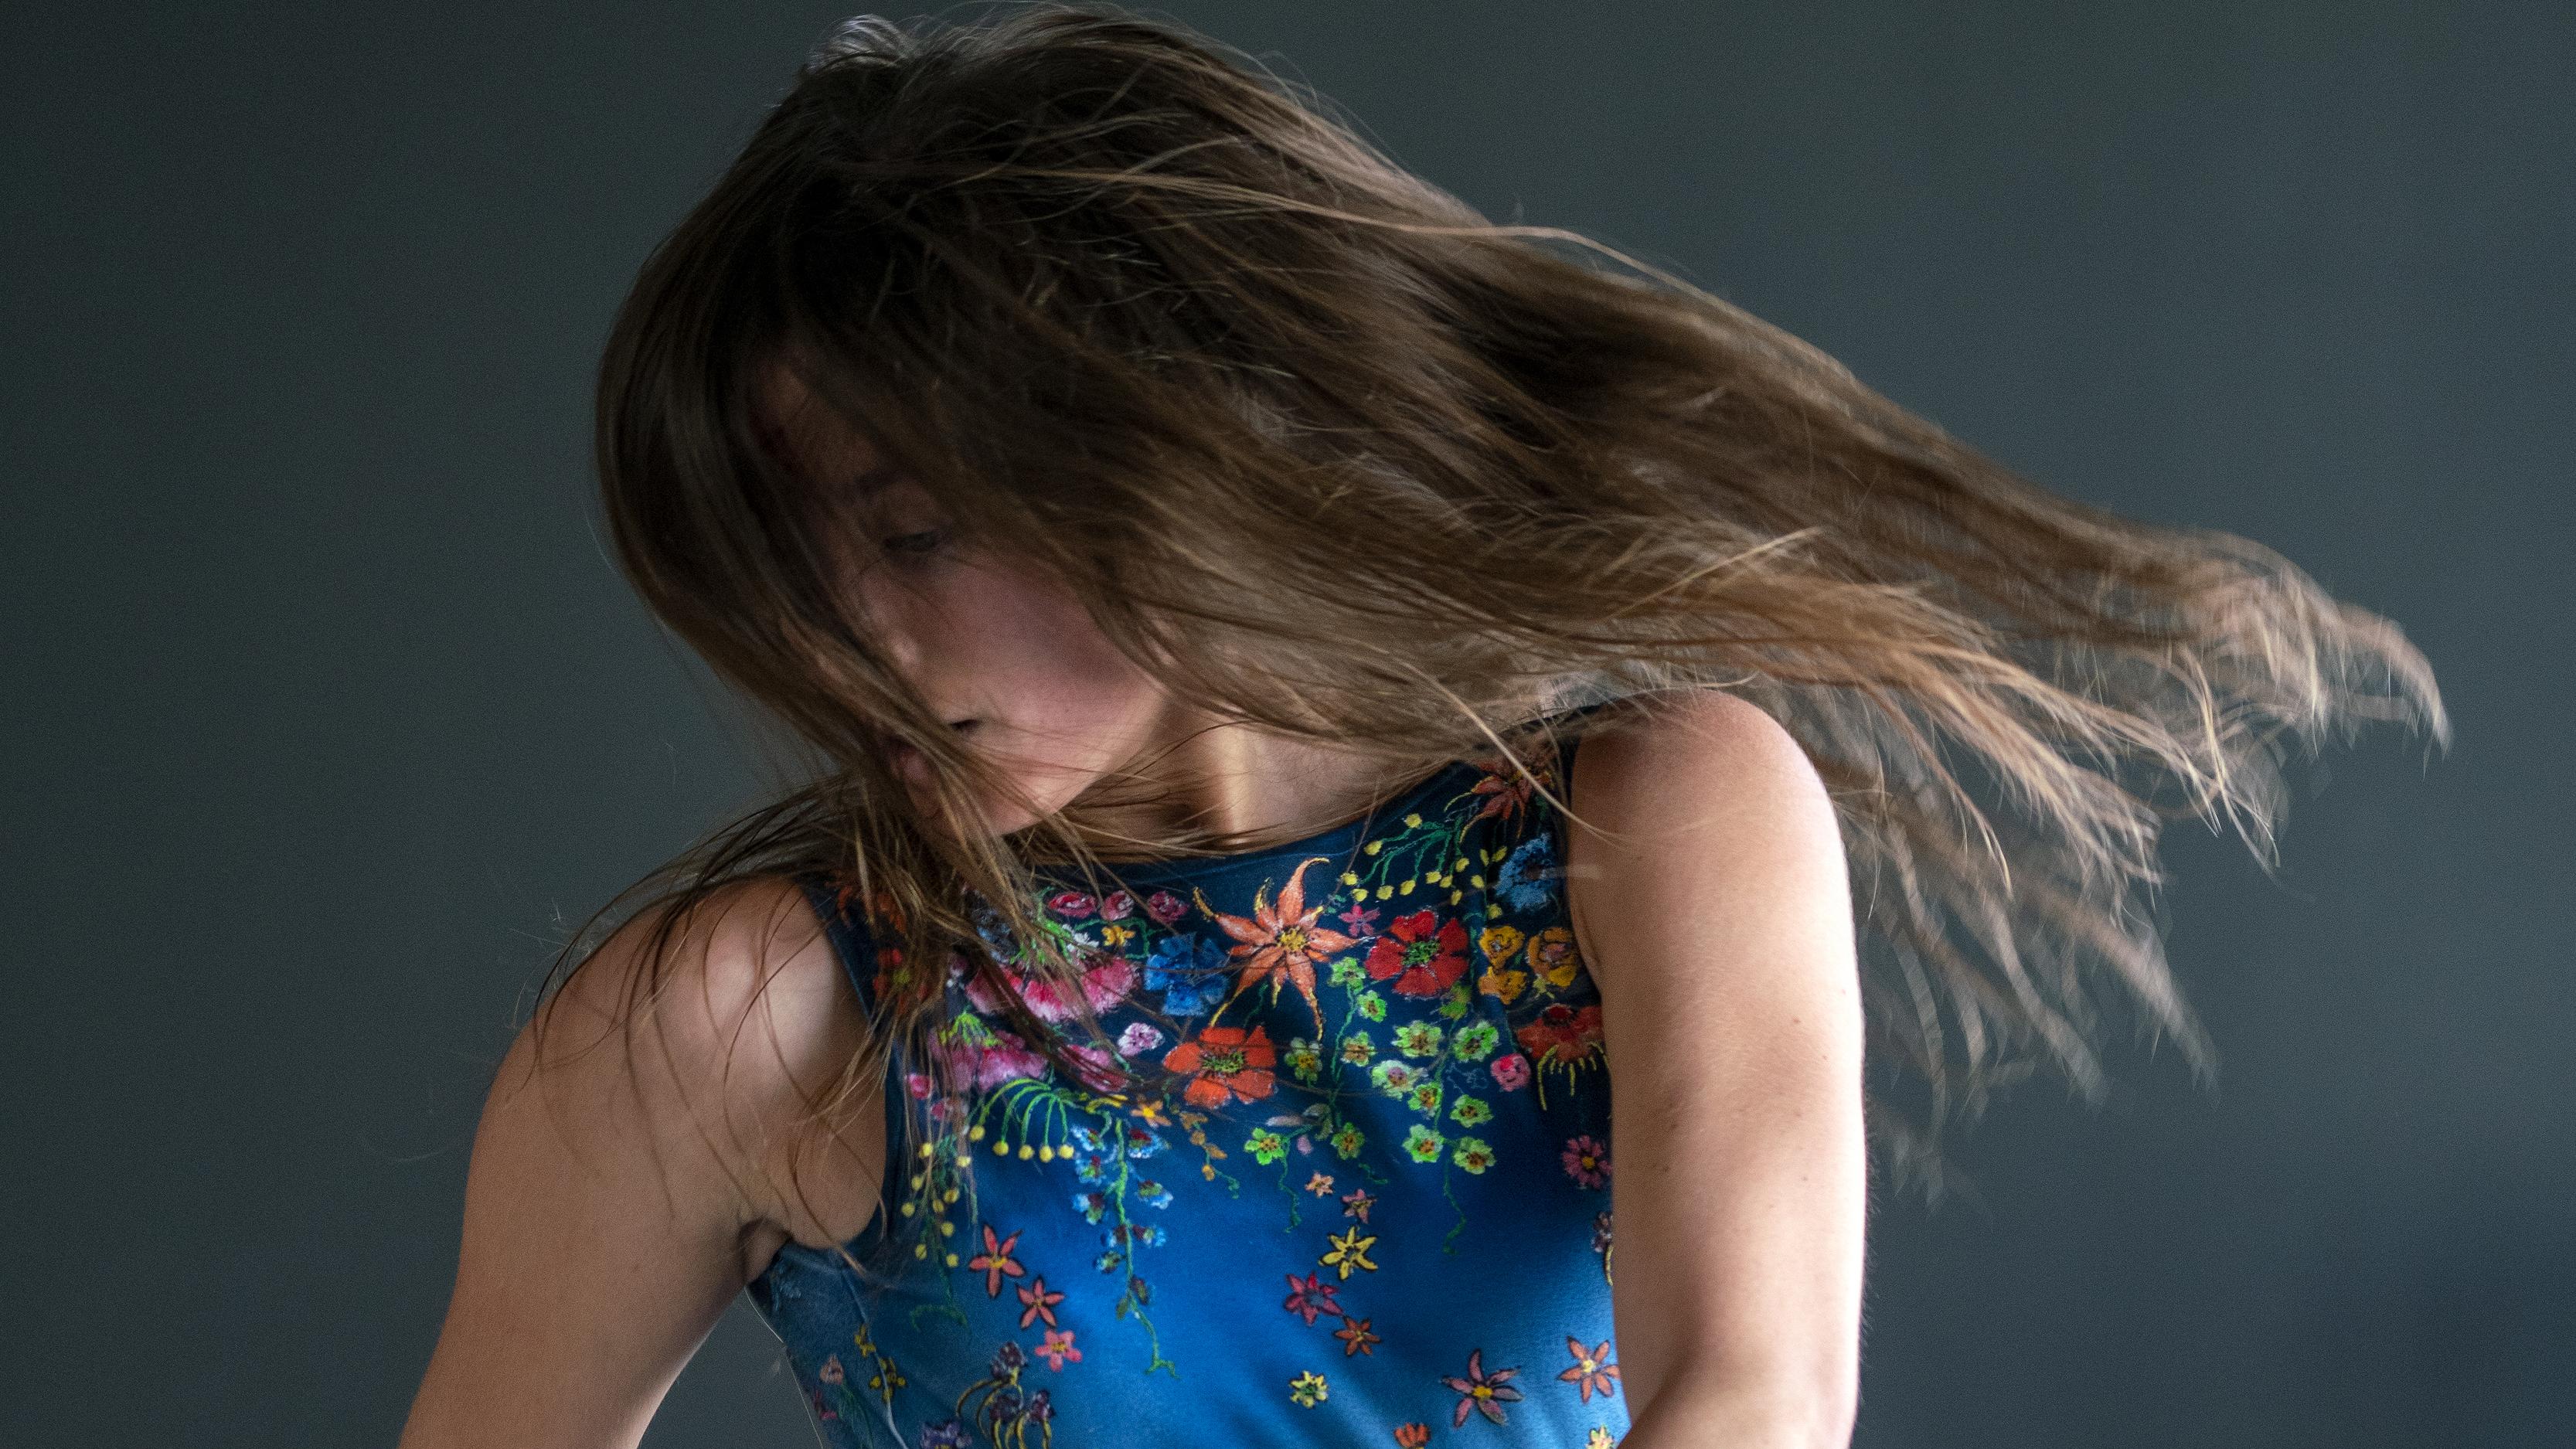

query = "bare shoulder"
[1564,689,1839,867]
[403,877,883,1445]
[1560,690,1851,993]
[485,874,882,1270]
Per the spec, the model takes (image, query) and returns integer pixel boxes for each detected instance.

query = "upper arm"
[399,878,881,1449]
[1561,691,1864,1443]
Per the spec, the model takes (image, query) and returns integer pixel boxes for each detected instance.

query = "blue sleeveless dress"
[750,724,1625,1448]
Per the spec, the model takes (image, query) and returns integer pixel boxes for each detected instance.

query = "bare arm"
[1564,692,1866,1449]
[399,879,881,1448]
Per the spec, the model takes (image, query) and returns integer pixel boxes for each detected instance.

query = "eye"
[882,527,946,558]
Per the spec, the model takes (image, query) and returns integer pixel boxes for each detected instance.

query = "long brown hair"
[547,2,2444,1267]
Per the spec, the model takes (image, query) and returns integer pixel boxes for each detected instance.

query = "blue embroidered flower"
[1492,835,1560,912]
[1145,933,1230,1016]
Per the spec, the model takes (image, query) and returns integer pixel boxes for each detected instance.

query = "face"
[761,368,1171,835]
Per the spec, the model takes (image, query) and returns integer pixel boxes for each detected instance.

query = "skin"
[399,381,1864,1448]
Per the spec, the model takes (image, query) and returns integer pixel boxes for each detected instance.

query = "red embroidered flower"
[1281,1270,1345,1325]
[1363,910,1470,998]
[1513,1002,1604,1067]
[1161,1024,1277,1107]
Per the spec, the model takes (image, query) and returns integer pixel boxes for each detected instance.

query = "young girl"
[398,8,2443,1448]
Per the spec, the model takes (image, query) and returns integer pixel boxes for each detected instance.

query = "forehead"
[754,361,896,494]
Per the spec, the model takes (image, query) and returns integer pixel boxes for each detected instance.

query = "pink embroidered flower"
[1099,889,1137,921]
[1064,1042,1128,1092]
[1045,889,1097,920]
[1145,889,1189,924]
[903,1071,934,1099]
[933,1029,1052,1090]
[1490,1053,1532,1090]
[1117,1021,1165,1056]
[1561,1134,1611,1188]
[1036,1328,1080,1369]
[961,953,1138,1023]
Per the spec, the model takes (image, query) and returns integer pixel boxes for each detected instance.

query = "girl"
[399,7,2444,1448]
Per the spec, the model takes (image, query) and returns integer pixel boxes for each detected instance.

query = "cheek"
[950,568,1155,737]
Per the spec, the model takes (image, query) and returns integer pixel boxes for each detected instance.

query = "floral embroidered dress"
[750,719,1624,1448]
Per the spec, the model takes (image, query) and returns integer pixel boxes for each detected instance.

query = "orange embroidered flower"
[965,1223,1025,1298]
[1016,1275,1064,1329]
[1161,1024,1278,1107]
[1196,857,1356,1035]
[1558,1335,1621,1402]
[1465,753,1542,827]
[1334,1315,1381,1356]
[1393,1425,1431,1447]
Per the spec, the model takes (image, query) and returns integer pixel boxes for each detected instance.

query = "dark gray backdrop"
[6,3,2567,1445]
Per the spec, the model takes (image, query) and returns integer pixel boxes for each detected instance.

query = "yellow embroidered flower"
[1288,1370,1329,1407]
[1322,1226,1379,1278]
[1476,966,1528,1005]
[1478,923,1526,963]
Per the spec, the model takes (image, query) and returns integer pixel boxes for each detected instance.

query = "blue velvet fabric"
[748,723,1625,1447]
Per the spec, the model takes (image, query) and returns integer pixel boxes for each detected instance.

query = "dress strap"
[793,870,886,1017]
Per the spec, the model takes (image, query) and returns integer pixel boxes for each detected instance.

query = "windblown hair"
[548,2,2444,1263]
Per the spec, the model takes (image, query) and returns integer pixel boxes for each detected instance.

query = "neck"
[1073,709,1426,859]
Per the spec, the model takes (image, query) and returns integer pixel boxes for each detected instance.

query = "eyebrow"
[848,464,903,498]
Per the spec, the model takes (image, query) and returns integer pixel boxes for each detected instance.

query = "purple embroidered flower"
[1561,1134,1611,1188]
[1440,1349,1524,1427]
[920,1420,971,1449]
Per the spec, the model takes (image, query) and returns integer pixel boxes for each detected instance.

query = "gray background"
[6,2,2567,1445]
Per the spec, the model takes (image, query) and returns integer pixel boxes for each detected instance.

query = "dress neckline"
[1032,754,1484,890]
